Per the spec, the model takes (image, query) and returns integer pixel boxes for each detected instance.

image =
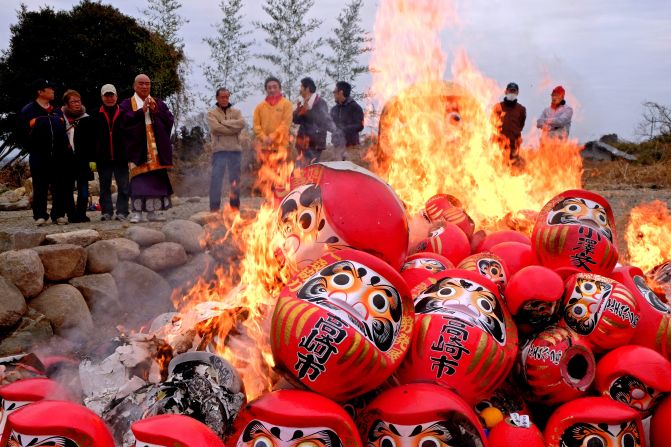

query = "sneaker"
[35,218,47,226]
[101,214,112,221]
[147,211,166,222]
[115,214,128,222]
[129,212,142,224]
[56,217,68,225]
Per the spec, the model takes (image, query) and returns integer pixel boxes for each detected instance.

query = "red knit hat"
[552,85,565,97]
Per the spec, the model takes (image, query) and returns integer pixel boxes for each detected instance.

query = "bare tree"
[638,101,671,139]
[324,0,371,85]
[203,0,255,103]
[254,0,324,100]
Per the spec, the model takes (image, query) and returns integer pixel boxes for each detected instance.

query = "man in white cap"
[93,83,129,221]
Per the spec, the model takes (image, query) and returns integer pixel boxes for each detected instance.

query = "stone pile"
[0,219,218,356]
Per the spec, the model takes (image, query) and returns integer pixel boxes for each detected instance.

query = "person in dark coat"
[94,84,129,221]
[293,77,340,167]
[491,82,527,165]
[15,79,70,226]
[119,73,174,223]
[62,89,95,223]
[330,81,364,161]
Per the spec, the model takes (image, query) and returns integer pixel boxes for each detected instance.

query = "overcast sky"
[2,0,670,143]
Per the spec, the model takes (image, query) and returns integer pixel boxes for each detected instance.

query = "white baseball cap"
[101,84,117,95]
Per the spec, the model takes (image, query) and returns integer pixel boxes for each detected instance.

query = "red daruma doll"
[227,390,362,447]
[271,249,414,402]
[356,383,488,447]
[396,269,518,404]
[532,189,619,276]
[277,162,408,272]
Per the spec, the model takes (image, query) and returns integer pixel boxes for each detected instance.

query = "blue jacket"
[16,101,68,157]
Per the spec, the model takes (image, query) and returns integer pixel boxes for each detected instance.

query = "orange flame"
[368,0,583,230]
[625,200,671,272]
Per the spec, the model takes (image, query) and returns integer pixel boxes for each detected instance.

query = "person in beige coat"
[207,87,246,211]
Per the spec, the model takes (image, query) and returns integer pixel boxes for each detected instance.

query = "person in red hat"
[536,85,573,140]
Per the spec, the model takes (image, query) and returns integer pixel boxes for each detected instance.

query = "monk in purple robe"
[120,73,174,223]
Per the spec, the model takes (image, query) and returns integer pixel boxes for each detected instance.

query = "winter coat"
[492,99,526,141]
[252,96,293,151]
[94,105,127,163]
[293,95,338,152]
[207,104,245,152]
[16,101,68,158]
[537,101,573,139]
[330,97,364,147]
[64,108,96,180]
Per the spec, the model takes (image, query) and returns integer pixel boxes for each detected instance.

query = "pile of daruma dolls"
[1,161,670,447]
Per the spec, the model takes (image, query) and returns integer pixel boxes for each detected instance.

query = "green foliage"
[324,0,371,84]
[254,0,324,100]
[203,0,255,103]
[0,0,183,150]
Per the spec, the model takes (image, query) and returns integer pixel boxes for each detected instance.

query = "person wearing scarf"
[537,85,574,141]
[293,77,340,168]
[62,89,95,223]
[119,74,174,223]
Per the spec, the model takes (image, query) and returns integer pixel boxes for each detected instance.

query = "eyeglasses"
[69,99,82,104]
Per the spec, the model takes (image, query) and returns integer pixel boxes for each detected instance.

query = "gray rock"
[0,249,44,297]
[189,211,219,226]
[32,244,87,281]
[45,229,101,247]
[106,238,140,261]
[162,219,205,254]
[0,229,47,252]
[86,240,119,273]
[137,242,188,271]
[29,284,94,335]
[126,227,166,247]
[0,276,27,328]
[111,262,174,324]
[0,308,53,356]
[69,273,120,319]
[0,198,30,211]
[164,253,216,290]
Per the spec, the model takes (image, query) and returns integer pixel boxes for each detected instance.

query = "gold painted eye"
[418,436,442,447]
[621,433,636,447]
[580,281,597,295]
[477,297,494,313]
[298,209,317,232]
[570,303,588,318]
[330,272,354,289]
[380,436,396,447]
[438,286,457,297]
[296,441,320,447]
[567,204,582,213]
[369,292,389,313]
[584,435,606,447]
[253,436,274,447]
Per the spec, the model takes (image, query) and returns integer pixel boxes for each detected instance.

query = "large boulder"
[0,308,53,356]
[86,240,119,273]
[69,273,120,319]
[0,229,46,252]
[111,261,174,324]
[45,229,101,247]
[162,219,205,253]
[32,244,87,281]
[136,242,188,271]
[164,253,216,290]
[0,198,30,211]
[0,276,27,329]
[106,238,140,261]
[29,284,94,336]
[0,249,44,298]
[189,211,219,226]
[126,226,166,247]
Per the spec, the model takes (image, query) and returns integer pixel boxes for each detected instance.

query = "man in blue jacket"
[330,81,364,161]
[16,79,70,226]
